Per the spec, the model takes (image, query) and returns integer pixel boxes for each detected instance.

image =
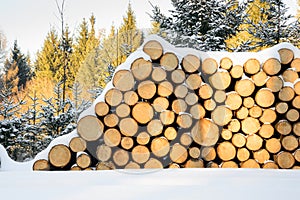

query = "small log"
[259,109,277,124]
[172,99,187,114]
[275,102,289,114]
[252,71,268,87]
[131,58,152,81]
[77,115,104,141]
[293,122,300,136]
[228,119,241,133]
[160,110,175,125]
[282,69,298,83]
[235,79,255,97]
[249,106,263,118]
[262,58,281,75]
[158,81,173,97]
[201,146,216,162]
[169,143,188,164]
[144,158,163,169]
[265,138,281,154]
[164,127,177,140]
[48,145,71,168]
[143,40,163,60]
[220,57,233,70]
[136,132,150,145]
[282,135,298,151]
[209,71,231,90]
[125,162,140,169]
[132,102,154,124]
[147,119,163,136]
[69,137,87,153]
[263,161,279,169]
[246,134,263,151]
[255,88,275,108]
[124,91,139,106]
[105,88,123,107]
[236,106,249,120]
[152,97,169,112]
[231,133,246,148]
[276,151,295,169]
[104,113,119,128]
[116,103,131,118]
[185,159,204,168]
[293,149,300,162]
[96,145,112,162]
[241,159,260,168]
[180,132,192,146]
[169,163,180,168]
[177,114,193,129]
[221,129,232,141]
[76,152,91,169]
[113,70,135,92]
[214,90,227,103]
[202,58,218,75]
[211,105,233,126]
[294,81,300,95]
[204,99,216,111]
[104,128,121,147]
[174,85,188,98]
[230,65,243,79]
[160,52,178,71]
[237,148,250,162]
[292,96,300,109]
[207,162,219,168]
[275,120,292,135]
[113,149,129,167]
[33,159,50,171]
[190,104,206,120]
[191,118,220,146]
[286,109,299,122]
[182,54,201,73]
[151,137,170,157]
[217,141,236,161]
[278,86,295,102]
[95,102,109,117]
[253,149,270,164]
[244,58,260,75]
[119,118,138,137]
[266,76,283,92]
[131,145,150,164]
[121,137,134,150]
[199,84,213,100]
[70,165,81,171]
[225,92,242,110]
[152,67,167,82]
[221,161,238,168]
[189,147,201,159]
[243,97,255,108]
[137,80,156,100]
[278,48,294,65]
[171,69,186,84]
[96,161,115,170]
[291,58,300,72]
[186,74,202,90]
[258,124,274,139]
[185,92,199,106]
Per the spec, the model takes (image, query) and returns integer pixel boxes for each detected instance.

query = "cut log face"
[143,40,163,60]
[113,149,129,167]
[132,102,154,124]
[171,69,186,84]
[276,151,295,169]
[104,114,119,128]
[209,71,231,90]
[255,89,275,108]
[164,127,177,141]
[144,158,163,169]
[246,134,263,151]
[77,115,104,141]
[49,145,71,168]
[33,159,50,171]
[152,67,167,82]
[96,145,112,162]
[119,118,138,137]
[69,137,87,153]
[186,74,202,90]
[199,84,213,100]
[202,58,218,74]
[105,89,123,107]
[244,58,260,75]
[147,119,163,136]
[191,118,220,146]
[237,148,250,162]
[217,142,236,161]
[279,86,295,102]
[124,91,139,106]
[131,145,150,164]
[201,147,216,161]
[211,106,233,126]
[152,97,169,112]
[266,76,283,92]
[170,143,188,164]
[104,128,121,147]
[158,81,174,97]
[151,137,170,157]
[76,153,91,169]
[241,159,260,168]
[113,70,135,92]
[252,71,267,87]
[182,54,201,73]
[95,102,109,117]
[174,85,188,98]
[266,138,281,154]
[137,80,156,100]
[220,57,233,70]
[235,79,255,97]
[136,132,150,145]
[160,52,179,71]
[278,48,294,65]
[131,58,153,81]
[282,69,298,83]
[263,58,281,75]
[225,92,242,110]
[230,65,243,79]
[291,58,300,72]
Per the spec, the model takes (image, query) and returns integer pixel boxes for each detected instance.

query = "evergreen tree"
[247,0,299,48]
[3,59,19,94]
[0,31,7,70]
[152,0,242,51]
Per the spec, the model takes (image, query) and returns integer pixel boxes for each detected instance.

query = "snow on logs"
[33,38,300,170]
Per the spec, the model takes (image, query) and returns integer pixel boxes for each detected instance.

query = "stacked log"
[33,39,300,170]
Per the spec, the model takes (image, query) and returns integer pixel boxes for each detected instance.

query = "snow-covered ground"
[0,169,300,200]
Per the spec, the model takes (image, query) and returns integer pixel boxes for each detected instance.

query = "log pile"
[33,38,300,170]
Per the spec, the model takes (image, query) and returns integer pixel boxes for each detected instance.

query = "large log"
[191,118,220,146]
[137,80,156,100]
[131,58,153,81]
[132,102,154,124]
[202,58,218,75]
[209,71,231,90]
[244,58,260,75]
[77,115,104,141]
[217,141,236,161]
[48,144,72,168]
[143,40,163,60]
[263,58,281,75]
[160,52,178,71]
[169,143,188,164]
[182,54,201,73]
[151,137,170,157]
[278,48,294,65]
[113,70,135,92]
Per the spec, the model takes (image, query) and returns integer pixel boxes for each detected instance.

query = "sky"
[0,0,298,57]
